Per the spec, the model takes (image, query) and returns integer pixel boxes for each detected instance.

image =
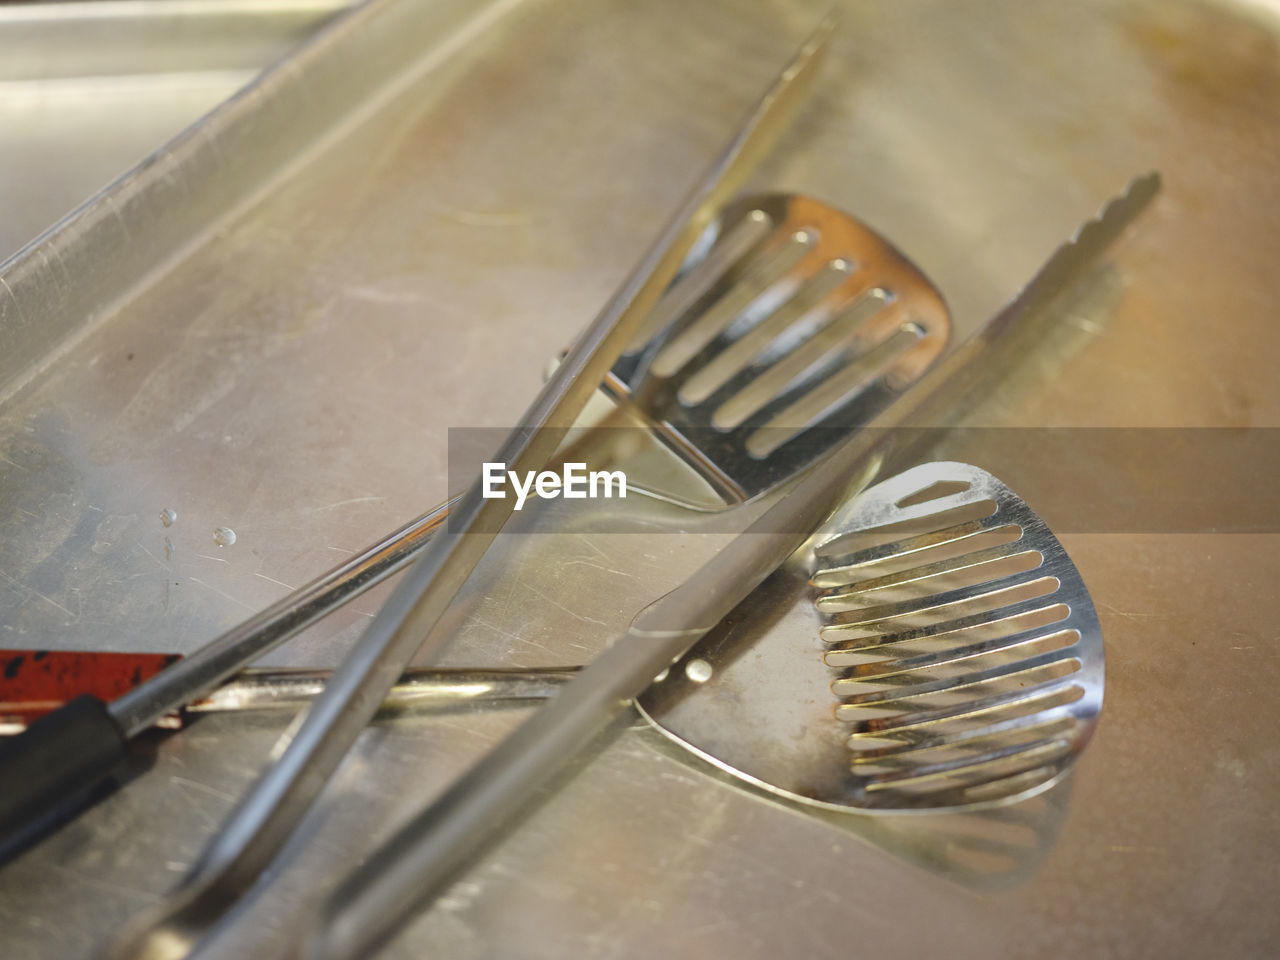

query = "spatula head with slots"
[637,461,1105,812]
[601,194,950,504]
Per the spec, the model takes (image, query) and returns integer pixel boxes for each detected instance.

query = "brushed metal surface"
[0,0,1277,958]
[0,0,350,265]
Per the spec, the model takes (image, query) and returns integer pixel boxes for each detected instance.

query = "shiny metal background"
[1,0,1277,957]
[0,0,350,264]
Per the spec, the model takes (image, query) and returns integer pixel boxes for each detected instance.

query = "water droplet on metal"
[213,527,237,547]
[160,508,177,528]
[684,658,713,684]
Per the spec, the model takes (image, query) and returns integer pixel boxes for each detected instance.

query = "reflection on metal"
[635,722,1075,893]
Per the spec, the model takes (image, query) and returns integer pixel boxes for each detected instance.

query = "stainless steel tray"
[0,0,350,265]
[1,0,1278,957]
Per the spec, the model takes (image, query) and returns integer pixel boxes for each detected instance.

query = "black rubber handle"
[0,695,130,841]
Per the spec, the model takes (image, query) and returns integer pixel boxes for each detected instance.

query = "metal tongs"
[107,20,837,960]
[104,14,1159,955]
[298,171,1159,960]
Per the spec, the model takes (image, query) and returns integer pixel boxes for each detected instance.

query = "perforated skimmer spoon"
[636,459,1104,812]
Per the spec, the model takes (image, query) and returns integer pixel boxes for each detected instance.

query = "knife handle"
[0,695,130,843]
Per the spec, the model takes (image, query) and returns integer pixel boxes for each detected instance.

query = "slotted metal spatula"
[637,460,1105,811]
[594,192,949,505]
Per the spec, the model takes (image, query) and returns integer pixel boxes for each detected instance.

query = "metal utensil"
[638,460,1103,811]
[593,190,948,504]
[299,173,1157,960]
[103,22,837,960]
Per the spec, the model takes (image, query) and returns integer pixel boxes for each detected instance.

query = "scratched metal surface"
[0,0,351,265]
[1,0,1278,957]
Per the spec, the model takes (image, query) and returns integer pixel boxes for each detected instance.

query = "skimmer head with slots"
[599,193,950,505]
[637,461,1105,812]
